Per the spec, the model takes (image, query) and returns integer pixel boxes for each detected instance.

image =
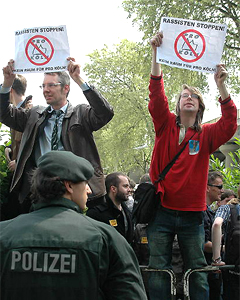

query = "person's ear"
[206,185,210,193]
[63,84,70,96]
[110,185,117,194]
[64,180,73,194]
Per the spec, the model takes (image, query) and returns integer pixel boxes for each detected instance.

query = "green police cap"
[37,151,94,182]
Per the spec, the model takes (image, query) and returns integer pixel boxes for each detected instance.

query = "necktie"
[51,110,63,150]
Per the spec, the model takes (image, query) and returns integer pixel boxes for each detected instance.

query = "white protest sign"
[14,25,70,73]
[157,17,227,73]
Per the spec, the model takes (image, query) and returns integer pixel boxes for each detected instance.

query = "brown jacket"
[0,85,114,204]
[9,97,32,161]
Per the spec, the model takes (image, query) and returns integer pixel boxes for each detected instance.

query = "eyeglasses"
[181,93,199,100]
[207,184,223,190]
[39,83,62,89]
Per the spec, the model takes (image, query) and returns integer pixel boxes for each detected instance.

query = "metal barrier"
[140,266,177,300]
[183,265,235,300]
[140,265,235,300]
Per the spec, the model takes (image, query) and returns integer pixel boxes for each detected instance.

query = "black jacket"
[87,195,133,244]
[203,205,215,265]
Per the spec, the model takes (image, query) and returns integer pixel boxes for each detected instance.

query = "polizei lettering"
[11,251,76,273]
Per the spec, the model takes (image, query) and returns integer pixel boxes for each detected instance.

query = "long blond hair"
[176,84,205,132]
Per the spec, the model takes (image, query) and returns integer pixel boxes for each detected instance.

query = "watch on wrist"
[212,257,222,263]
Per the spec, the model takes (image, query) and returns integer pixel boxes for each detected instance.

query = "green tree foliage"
[0,123,11,206]
[0,123,10,145]
[210,138,240,194]
[0,144,11,205]
[84,40,155,174]
[122,0,240,94]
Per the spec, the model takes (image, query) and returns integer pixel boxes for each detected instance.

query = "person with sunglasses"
[0,58,114,217]
[146,32,237,300]
[204,171,224,300]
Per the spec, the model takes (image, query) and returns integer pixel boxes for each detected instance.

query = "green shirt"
[0,198,147,300]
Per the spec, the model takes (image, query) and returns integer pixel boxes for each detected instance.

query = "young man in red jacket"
[147,32,237,300]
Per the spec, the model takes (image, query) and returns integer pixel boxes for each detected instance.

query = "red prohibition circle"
[25,35,54,66]
[174,29,206,63]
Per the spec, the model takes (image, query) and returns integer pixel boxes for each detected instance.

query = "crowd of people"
[0,32,239,300]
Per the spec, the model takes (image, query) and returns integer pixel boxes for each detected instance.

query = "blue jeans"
[147,206,209,300]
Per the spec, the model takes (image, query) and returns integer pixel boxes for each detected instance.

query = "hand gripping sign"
[157,17,227,73]
[14,25,70,73]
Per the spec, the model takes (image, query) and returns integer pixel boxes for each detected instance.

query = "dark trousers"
[222,270,239,300]
[208,272,222,300]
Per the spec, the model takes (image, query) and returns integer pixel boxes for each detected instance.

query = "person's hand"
[149,32,163,52]
[211,257,225,266]
[2,59,16,88]
[67,57,84,85]
[214,64,229,100]
[214,64,228,87]
[150,32,163,76]
[4,147,11,162]
[25,98,33,109]
[8,160,16,172]
[211,260,225,266]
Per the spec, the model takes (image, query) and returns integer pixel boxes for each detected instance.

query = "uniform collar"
[32,197,81,213]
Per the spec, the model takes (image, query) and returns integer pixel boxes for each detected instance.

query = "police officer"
[0,151,147,300]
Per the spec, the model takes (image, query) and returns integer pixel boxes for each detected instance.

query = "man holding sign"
[147,32,237,300]
[0,58,114,216]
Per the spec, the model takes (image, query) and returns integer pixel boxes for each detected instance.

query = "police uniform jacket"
[87,195,134,244]
[0,198,147,300]
[0,86,114,204]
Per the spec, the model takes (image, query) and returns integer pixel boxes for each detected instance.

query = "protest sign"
[157,17,227,73]
[14,25,70,73]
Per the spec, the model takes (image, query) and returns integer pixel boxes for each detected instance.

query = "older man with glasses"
[0,57,114,217]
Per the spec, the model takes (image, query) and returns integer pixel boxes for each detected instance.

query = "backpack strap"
[155,132,196,183]
[225,204,240,267]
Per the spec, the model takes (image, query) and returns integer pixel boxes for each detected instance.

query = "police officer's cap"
[37,151,94,182]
